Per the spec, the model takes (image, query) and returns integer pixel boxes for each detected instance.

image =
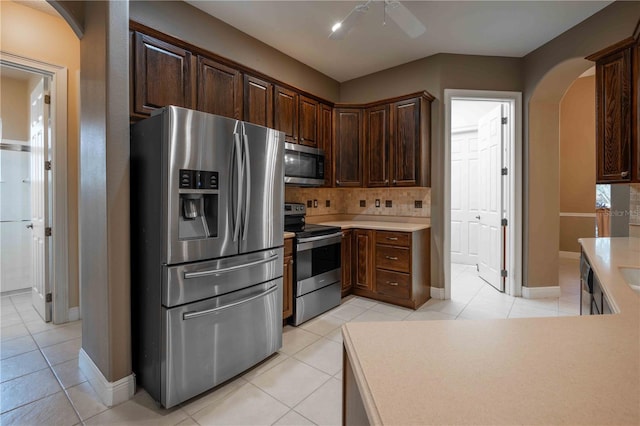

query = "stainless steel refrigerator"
[130,106,284,408]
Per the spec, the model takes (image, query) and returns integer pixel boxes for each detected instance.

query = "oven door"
[296,232,342,296]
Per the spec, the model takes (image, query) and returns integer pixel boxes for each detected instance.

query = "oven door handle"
[183,254,279,279]
[297,232,343,251]
[182,284,278,320]
[297,232,343,244]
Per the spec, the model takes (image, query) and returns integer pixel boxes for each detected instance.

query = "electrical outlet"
[307,200,312,208]
[326,200,331,208]
[415,200,423,208]
[385,200,392,208]
[375,199,381,208]
[313,199,318,208]
[360,200,366,207]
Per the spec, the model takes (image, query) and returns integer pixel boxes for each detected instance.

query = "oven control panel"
[284,203,306,215]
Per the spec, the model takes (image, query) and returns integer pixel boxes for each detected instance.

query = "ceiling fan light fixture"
[328,0,370,40]
[331,22,342,32]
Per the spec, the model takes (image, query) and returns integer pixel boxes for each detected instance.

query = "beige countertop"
[284,231,296,239]
[342,237,640,425]
[317,220,430,232]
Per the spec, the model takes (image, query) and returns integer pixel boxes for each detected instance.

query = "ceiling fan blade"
[386,1,426,39]
[329,3,369,40]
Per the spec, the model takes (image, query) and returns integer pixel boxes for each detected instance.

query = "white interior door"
[477,104,504,291]
[29,77,51,322]
[450,130,480,265]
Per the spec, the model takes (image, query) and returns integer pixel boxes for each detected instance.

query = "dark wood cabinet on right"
[587,37,639,183]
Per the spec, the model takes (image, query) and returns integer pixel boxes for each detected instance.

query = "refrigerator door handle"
[183,254,279,279]
[233,128,243,242]
[182,284,278,320]
[242,126,251,241]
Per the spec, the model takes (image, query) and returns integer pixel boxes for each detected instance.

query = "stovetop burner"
[284,202,341,239]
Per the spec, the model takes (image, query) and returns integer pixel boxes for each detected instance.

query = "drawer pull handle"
[386,237,398,241]
[385,256,398,260]
[387,281,399,286]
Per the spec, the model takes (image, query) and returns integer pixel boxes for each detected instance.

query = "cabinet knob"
[392,179,397,185]
[621,171,629,178]
[385,256,398,260]
[336,180,340,186]
[300,137,305,142]
[385,179,389,184]
[387,281,399,286]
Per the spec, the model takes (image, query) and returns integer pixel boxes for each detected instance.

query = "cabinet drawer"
[376,269,410,299]
[375,231,410,247]
[284,238,293,257]
[375,245,410,273]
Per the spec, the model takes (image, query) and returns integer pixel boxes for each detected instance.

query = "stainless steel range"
[284,203,342,325]
[130,106,284,408]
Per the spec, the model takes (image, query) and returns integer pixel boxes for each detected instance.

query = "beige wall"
[1,0,81,307]
[339,54,523,289]
[559,76,596,252]
[129,0,340,102]
[0,76,29,141]
[522,1,640,287]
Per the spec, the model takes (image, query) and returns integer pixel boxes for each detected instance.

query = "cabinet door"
[243,75,273,128]
[390,97,421,186]
[299,96,320,148]
[365,105,390,187]
[354,229,373,291]
[334,108,363,187]
[133,32,193,116]
[196,56,242,119]
[283,254,293,319]
[274,86,298,143]
[320,104,333,187]
[341,230,353,293]
[595,49,632,182]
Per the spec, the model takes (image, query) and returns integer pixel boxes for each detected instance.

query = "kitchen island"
[342,237,640,425]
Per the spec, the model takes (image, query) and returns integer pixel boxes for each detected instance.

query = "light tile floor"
[0,258,581,425]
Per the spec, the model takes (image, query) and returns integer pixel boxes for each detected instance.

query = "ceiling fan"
[329,0,426,40]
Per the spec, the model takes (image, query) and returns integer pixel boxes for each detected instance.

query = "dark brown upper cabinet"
[364,104,390,187]
[132,32,193,117]
[320,104,333,187]
[334,108,364,187]
[274,86,299,144]
[390,96,430,187]
[243,75,273,128]
[196,56,242,119]
[299,95,320,148]
[587,37,637,183]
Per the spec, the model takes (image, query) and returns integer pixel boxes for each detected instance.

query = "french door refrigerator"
[130,106,284,408]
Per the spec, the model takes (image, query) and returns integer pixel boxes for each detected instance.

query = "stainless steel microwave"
[284,143,325,186]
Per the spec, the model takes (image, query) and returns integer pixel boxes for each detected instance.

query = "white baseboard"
[521,286,561,299]
[559,251,580,260]
[79,348,135,407]
[68,307,80,321]
[430,287,445,299]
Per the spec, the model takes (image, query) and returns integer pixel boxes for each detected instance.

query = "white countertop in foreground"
[318,220,430,232]
[343,237,640,425]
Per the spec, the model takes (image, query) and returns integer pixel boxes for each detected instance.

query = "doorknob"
[475,215,481,220]
[26,223,33,229]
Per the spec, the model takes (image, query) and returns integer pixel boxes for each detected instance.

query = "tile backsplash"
[285,187,431,217]
[630,184,640,226]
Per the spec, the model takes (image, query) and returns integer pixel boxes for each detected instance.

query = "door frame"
[444,89,523,298]
[1,51,71,323]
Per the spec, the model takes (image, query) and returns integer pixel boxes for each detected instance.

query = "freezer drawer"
[162,279,282,408]
[163,248,283,307]
[292,281,341,326]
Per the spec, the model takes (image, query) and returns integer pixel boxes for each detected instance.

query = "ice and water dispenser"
[178,169,218,240]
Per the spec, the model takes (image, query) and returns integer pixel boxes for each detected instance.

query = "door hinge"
[45,227,52,237]
[46,293,52,303]
[501,269,508,278]
[44,94,51,105]
[501,117,508,125]
[45,161,52,170]
[501,218,508,226]
[501,167,508,176]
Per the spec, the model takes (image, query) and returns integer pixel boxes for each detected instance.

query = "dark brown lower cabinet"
[341,230,353,297]
[283,238,293,320]
[354,229,374,291]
